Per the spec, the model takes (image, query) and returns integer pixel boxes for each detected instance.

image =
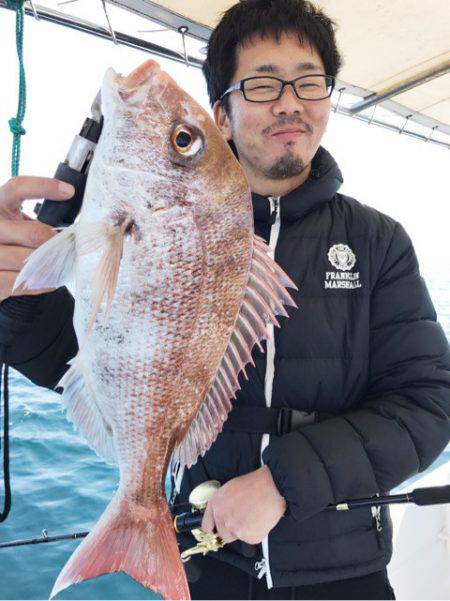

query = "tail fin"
[50,494,190,600]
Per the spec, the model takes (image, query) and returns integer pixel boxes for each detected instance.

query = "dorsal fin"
[172,234,298,469]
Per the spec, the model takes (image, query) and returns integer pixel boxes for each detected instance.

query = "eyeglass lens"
[243,75,333,101]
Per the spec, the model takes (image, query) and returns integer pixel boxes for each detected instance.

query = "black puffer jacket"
[175,145,450,587]
[1,145,449,588]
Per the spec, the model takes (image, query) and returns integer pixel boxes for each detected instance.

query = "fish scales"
[15,59,298,600]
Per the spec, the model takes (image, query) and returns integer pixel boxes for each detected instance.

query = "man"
[173,1,450,599]
[0,0,448,599]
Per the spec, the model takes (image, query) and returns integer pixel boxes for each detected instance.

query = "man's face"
[214,31,331,182]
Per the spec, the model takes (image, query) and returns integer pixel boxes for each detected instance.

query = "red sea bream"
[15,59,298,600]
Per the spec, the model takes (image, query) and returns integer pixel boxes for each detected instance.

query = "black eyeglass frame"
[219,74,336,103]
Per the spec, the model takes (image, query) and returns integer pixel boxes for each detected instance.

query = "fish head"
[99,59,249,220]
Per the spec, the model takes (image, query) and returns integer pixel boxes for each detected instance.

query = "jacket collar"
[251,145,343,223]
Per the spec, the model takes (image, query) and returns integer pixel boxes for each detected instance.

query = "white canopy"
[109,0,450,135]
[1,0,449,145]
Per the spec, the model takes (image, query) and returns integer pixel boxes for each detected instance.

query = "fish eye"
[170,124,203,157]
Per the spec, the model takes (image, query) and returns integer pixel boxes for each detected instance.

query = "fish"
[15,59,298,600]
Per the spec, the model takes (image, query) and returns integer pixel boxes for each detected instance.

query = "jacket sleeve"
[262,222,450,522]
[0,287,78,390]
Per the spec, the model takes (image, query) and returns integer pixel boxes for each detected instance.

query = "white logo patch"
[325,244,361,290]
[327,244,356,271]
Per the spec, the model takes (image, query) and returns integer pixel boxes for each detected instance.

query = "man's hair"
[202,0,344,112]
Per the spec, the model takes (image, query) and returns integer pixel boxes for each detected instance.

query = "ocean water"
[0,272,449,601]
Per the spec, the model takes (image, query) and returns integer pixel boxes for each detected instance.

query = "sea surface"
[1,272,449,600]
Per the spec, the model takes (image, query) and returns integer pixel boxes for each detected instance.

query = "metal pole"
[334,104,450,150]
[0,1,203,68]
[349,61,450,114]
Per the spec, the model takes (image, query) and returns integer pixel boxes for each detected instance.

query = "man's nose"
[272,83,305,115]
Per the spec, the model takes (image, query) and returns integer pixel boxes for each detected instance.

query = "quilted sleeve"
[0,287,77,390]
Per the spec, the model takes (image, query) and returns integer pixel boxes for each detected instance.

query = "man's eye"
[250,85,277,91]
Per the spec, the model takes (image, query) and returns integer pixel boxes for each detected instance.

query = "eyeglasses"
[219,74,335,103]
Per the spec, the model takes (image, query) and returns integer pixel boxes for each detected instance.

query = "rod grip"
[412,484,450,506]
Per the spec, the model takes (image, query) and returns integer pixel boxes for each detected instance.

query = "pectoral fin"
[82,217,132,343]
[13,224,78,291]
[13,221,108,292]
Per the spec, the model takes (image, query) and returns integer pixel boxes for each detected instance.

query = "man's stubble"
[228,110,310,181]
[264,147,306,179]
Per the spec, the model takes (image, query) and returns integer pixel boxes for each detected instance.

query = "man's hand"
[0,176,75,301]
[201,465,287,545]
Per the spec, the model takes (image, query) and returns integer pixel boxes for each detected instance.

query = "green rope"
[6,0,27,177]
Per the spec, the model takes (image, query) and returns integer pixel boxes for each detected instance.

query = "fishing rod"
[173,482,450,539]
[1,481,449,552]
[0,529,89,549]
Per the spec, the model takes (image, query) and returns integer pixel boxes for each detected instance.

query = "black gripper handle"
[37,163,87,227]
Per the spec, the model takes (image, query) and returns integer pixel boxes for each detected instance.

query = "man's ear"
[213,100,233,141]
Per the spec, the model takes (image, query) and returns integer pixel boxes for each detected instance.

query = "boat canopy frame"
[1,0,449,149]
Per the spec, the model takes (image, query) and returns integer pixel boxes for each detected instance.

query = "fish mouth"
[119,59,161,91]
[112,59,177,109]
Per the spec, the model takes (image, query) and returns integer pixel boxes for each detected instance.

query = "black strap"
[0,344,11,522]
[222,406,318,436]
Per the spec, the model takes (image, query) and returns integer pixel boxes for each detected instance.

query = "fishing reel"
[173,480,226,562]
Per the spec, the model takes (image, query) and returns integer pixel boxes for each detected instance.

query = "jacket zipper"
[371,495,384,549]
[254,558,268,580]
[256,195,280,587]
